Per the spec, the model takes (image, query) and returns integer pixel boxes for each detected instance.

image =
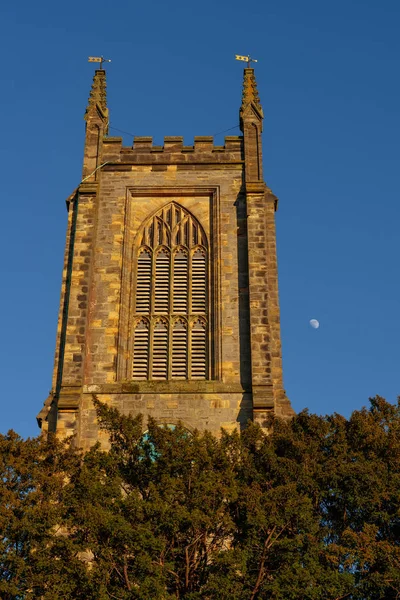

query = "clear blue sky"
[1,0,399,438]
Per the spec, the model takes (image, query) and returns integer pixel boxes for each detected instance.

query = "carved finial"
[241,68,263,116]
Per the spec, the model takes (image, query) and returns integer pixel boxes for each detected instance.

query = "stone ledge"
[78,182,98,194]
[252,384,275,408]
[245,182,266,194]
[57,393,81,409]
[83,381,248,394]
[104,136,123,143]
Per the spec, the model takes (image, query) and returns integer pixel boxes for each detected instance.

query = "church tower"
[38,66,294,447]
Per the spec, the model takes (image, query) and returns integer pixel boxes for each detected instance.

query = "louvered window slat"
[132,321,149,379]
[136,250,151,313]
[192,249,206,313]
[191,320,207,379]
[154,250,170,313]
[172,321,187,378]
[173,250,188,313]
[152,321,168,380]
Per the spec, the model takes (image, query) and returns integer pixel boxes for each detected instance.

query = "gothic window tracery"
[132,203,208,380]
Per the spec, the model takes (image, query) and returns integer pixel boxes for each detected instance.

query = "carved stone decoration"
[241,68,263,116]
[84,69,109,129]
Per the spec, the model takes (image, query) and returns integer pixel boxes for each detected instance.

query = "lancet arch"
[131,202,209,381]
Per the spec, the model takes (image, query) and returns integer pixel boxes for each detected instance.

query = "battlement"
[101,135,244,165]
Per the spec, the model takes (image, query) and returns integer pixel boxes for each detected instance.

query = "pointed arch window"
[132,203,208,380]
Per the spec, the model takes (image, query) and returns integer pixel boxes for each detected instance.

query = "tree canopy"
[1,396,400,599]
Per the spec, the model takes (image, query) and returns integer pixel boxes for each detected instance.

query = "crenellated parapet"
[101,135,243,165]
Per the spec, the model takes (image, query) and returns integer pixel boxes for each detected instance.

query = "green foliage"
[0,431,92,599]
[1,396,400,598]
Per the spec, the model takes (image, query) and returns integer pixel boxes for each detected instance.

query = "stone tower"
[37,67,294,448]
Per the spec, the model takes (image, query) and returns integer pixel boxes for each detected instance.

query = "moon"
[309,319,320,329]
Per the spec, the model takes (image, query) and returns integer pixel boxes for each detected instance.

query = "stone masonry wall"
[52,135,260,445]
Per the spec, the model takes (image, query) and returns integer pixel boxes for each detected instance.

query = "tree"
[0,431,93,599]
[0,397,399,599]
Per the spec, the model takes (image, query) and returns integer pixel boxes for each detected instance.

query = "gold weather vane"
[235,54,258,68]
[88,56,112,70]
